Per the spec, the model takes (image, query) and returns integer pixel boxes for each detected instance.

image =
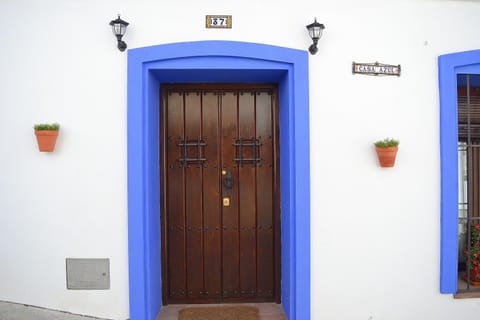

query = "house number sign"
[352,61,401,76]
[206,15,232,28]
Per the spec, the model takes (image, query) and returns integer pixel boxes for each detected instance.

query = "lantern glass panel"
[119,24,126,36]
[309,26,319,39]
[112,24,126,36]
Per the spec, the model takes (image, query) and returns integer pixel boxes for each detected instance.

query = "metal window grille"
[233,137,262,167]
[457,74,480,293]
[177,137,207,167]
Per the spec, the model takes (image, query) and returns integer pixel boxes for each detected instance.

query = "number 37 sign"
[206,15,232,28]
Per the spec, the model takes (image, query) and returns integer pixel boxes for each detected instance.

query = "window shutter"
[458,87,480,141]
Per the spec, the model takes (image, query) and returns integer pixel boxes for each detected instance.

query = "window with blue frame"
[456,74,480,293]
[439,50,480,295]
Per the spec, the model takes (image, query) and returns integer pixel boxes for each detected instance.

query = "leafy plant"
[374,138,399,148]
[34,123,60,131]
[464,223,480,281]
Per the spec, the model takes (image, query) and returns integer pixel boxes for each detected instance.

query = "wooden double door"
[160,84,280,304]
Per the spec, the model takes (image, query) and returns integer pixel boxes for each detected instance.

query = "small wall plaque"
[206,15,232,28]
[352,62,401,76]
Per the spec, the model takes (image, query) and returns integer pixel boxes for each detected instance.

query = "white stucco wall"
[1,0,480,319]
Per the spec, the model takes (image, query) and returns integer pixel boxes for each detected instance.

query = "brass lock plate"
[223,197,230,207]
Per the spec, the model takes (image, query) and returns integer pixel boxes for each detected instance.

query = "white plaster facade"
[1,0,480,319]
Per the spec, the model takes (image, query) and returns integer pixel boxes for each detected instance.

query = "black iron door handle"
[223,171,234,189]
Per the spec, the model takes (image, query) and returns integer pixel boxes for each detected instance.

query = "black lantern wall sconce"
[306,18,325,55]
[109,15,129,52]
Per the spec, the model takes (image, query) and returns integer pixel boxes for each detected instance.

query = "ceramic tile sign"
[206,15,232,28]
[352,61,401,76]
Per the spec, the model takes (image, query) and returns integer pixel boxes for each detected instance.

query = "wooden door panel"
[166,92,186,300]
[184,92,204,300]
[202,92,222,301]
[237,92,257,298]
[161,85,279,304]
[255,92,275,298]
[221,92,240,299]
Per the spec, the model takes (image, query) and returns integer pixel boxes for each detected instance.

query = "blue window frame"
[439,50,480,293]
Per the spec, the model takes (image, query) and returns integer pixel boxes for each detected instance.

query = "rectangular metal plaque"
[206,15,232,28]
[352,62,401,76]
[66,258,110,290]
[223,197,230,207]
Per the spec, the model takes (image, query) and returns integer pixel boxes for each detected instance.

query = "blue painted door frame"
[439,49,480,293]
[127,41,311,319]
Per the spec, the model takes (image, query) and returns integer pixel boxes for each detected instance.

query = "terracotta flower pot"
[375,146,398,167]
[461,270,480,286]
[35,130,59,152]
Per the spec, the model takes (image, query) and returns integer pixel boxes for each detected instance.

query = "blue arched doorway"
[127,41,310,320]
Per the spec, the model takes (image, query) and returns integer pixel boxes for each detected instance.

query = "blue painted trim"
[439,49,480,294]
[127,41,310,319]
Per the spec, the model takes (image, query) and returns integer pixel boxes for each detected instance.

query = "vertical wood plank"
[221,92,240,298]
[166,92,186,301]
[202,92,222,301]
[238,92,257,297]
[184,92,204,300]
[255,91,275,298]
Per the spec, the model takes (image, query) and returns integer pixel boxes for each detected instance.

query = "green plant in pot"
[34,123,60,152]
[374,138,399,167]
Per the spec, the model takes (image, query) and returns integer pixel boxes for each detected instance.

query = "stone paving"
[0,300,287,320]
[0,301,112,320]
